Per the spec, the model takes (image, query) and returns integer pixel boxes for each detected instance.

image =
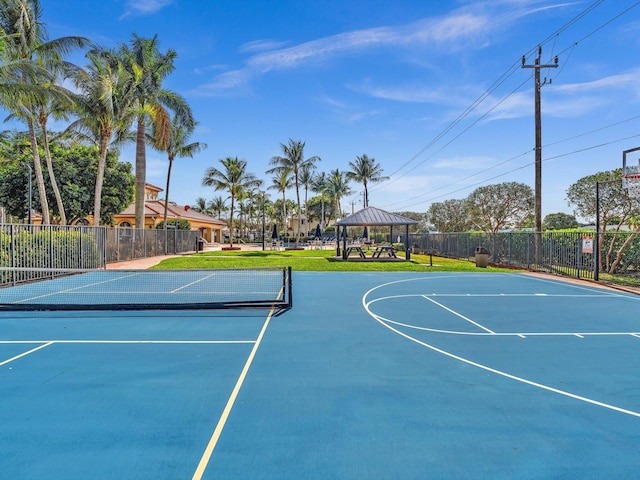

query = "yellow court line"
[192,307,276,480]
[0,341,54,366]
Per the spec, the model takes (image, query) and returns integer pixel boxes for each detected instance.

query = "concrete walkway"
[105,254,187,270]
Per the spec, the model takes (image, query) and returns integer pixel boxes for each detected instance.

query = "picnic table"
[371,245,397,258]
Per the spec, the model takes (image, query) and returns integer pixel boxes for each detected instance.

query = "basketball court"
[1,271,639,479]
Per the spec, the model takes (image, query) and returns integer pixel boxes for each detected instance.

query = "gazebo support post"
[342,226,348,260]
[405,224,410,260]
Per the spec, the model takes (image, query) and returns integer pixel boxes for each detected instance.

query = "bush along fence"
[409,231,640,286]
[1,224,199,286]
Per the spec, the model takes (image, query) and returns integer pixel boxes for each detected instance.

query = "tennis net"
[0,266,292,314]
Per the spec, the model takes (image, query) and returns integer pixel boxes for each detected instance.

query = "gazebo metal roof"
[335,206,418,226]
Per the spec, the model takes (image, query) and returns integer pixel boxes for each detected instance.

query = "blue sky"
[38,0,640,220]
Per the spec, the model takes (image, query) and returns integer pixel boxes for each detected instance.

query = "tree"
[346,154,388,207]
[209,196,227,219]
[567,169,640,274]
[66,47,135,226]
[310,171,329,228]
[325,169,352,223]
[267,167,293,235]
[202,157,261,247]
[0,140,134,223]
[0,0,88,223]
[465,182,534,233]
[118,34,194,229]
[268,139,320,246]
[427,199,473,232]
[150,115,206,227]
[543,212,579,231]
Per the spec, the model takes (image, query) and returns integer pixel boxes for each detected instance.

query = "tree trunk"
[134,117,146,229]
[39,114,66,225]
[94,132,110,227]
[27,120,50,224]
[163,155,174,227]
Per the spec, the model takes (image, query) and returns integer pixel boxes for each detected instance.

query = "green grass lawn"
[153,249,521,272]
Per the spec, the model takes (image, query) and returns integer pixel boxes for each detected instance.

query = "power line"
[370,0,637,198]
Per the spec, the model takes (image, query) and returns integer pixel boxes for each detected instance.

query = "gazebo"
[334,206,419,260]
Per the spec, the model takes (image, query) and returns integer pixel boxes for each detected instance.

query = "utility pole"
[522,46,558,234]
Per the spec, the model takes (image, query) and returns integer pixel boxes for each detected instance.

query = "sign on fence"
[582,236,594,254]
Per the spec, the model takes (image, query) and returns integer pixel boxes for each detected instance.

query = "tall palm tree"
[268,139,320,246]
[150,115,206,227]
[118,33,194,229]
[267,167,293,235]
[202,157,261,248]
[326,169,352,223]
[209,196,227,219]
[310,171,329,229]
[66,47,135,226]
[299,163,316,231]
[0,0,88,224]
[346,154,388,208]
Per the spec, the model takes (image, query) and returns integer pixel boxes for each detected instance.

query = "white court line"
[171,273,218,293]
[422,295,495,334]
[0,342,53,366]
[362,275,640,418]
[191,305,278,480]
[367,295,640,337]
[0,340,255,345]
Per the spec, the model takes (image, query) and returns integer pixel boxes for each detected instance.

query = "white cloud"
[121,0,173,18]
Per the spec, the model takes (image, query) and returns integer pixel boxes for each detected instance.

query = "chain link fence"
[1,224,199,286]
[410,231,640,286]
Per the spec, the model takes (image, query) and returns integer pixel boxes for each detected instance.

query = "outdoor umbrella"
[314,223,322,239]
[362,226,368,240]
[271,224,279,240]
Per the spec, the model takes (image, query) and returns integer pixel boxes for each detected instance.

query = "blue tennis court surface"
[1,272,639,479]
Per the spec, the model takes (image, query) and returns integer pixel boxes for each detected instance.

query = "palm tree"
[193,197,211,215]
[209,196,227,219]
[267,167,293,235]
[0,0,88,224]
[310,171,329,228]
[299,163,316,230]
[202,157,261,248]
[268,139,320,246]
[150,115,206,227]
[326,169,352,223]
[346,154,388,208]
[118,34,194,229]
[66,47,135,226]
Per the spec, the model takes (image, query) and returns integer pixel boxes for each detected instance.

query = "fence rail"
[1,224,199,286]
[411,231,640,285]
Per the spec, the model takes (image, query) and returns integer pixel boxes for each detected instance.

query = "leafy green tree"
[427,199,473,232]
[543,212,579,231]
[155,219,190,230]
[346,154,388,207]
[465,182,534,234]
[567,168,640,274]
[268,139,320,246]
[0,141,134,223]
[202,157,261,247]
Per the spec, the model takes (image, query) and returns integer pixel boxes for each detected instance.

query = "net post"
[287,266,293,309]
